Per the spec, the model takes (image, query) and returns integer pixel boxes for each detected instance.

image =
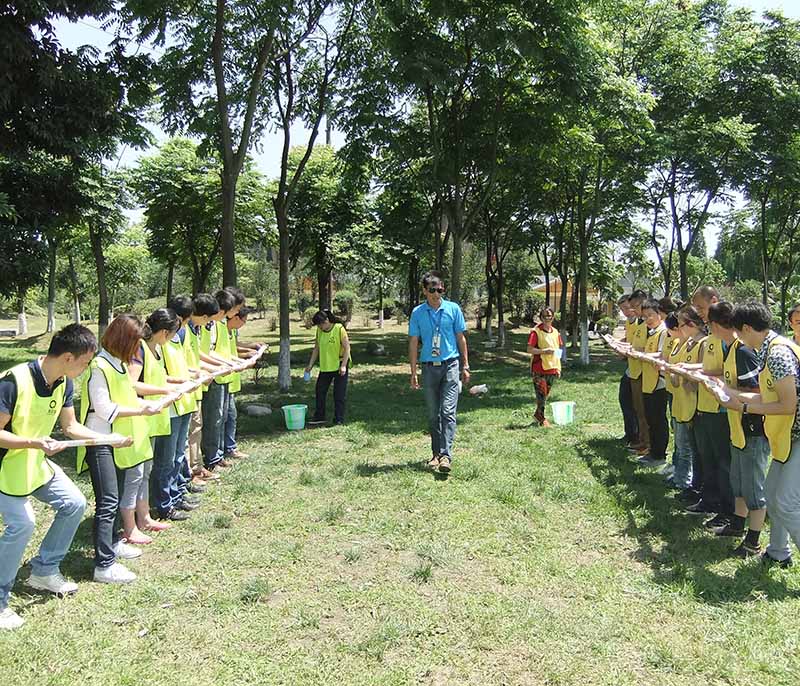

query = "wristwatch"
[742,403,749,415]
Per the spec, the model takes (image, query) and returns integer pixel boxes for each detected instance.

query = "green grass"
[2,317,800,684]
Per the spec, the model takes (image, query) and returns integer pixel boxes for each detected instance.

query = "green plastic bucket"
[281,404,308,430]
[551,401,575,426]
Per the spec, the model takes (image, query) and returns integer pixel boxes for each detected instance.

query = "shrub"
[333,290,356,323]
[297,294,313,316]
[597,316,617,334]
[524,294,546,324]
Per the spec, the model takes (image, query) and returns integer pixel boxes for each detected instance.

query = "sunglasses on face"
[428,287,445,294]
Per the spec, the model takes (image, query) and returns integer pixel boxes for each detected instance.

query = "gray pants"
[422,358,460,459]
[765,440,800,562]
[119,460,152,510]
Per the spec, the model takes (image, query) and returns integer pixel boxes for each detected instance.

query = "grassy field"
[1,316,799,685]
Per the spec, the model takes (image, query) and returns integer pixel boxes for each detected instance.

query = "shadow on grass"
[354,459,434,478]
[580,436,797,604]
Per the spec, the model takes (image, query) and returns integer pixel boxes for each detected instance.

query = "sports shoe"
[93,562,137,584]
[157,508,190,521]
[676,488,700,504]
[703,513,730,529]
[175,499,200,511]
[0,607,24,630]
[731,541,762,558]
[714,523,745,538]
[26,572,78,596]
[638,456,667,468]
[113,540,142,560]
[186,482,206,494]
[438,456,452,473]
[181,494,201,505]
[761,551,793,569]
[427,455,440,469]
[684,500,715,515]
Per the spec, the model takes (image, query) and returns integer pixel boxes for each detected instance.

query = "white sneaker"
[113,541,142,559]
[26,572,78,596]
[93,562,137,584]
[0,607,25,630]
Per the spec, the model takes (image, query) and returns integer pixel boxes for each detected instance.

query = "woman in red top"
[527,307,563,427]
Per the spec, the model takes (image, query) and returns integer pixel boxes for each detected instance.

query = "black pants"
[314,369,348,424]
[694,411,734,514]
[85,445,123,569]
[618,374,638,442]
[643,388,669,460]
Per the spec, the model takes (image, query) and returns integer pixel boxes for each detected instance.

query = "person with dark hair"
[408,271,470,474]
[0,325,123,630]
[717,301,800,567]
[627,290,650,456]
[77,315,162,585]
[527,306,563,427]
[638,300,669,468]
[789,303,800,346]
[685,286,730,526]
[708,302,767,554]
[305,309,352,426]
[616,296,639,446]
[223,306,259,453]
[200,290,239,471]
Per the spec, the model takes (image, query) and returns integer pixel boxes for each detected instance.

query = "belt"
[422,357,459,367]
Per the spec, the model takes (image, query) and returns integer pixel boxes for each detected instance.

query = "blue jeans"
[673,420,696,490]
[151,413,191,515]
[224,393,237,454]
[730,435,770,511]
[0,464,86,610]
[201,383,228,468]
[422,358,460,459]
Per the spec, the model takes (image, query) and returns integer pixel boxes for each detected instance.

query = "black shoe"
[731,541,762,558]
[308,417,326,426]
[181,494,201,504]
[175,500,200,511]
[158,508,190,521]
[704,514,730,529]
[685,500,715,515]
[761,551,793,569]
[186,483,206,494]
[714,523,745,537]
[676,488,700,504]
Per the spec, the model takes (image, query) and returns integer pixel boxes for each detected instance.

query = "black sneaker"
[685,500,715,515]
[703,514,730,529]
[157,508,190,521]
[186,482,206,494]
[175,500,200,511]
[731,541,762,558]
[676,488,700,504]
[181,494,202,505]
[714,523,745,537]
[761,552,793,569]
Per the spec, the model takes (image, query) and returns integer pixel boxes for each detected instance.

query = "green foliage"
[685,256,727,295]
[333,290,357,323]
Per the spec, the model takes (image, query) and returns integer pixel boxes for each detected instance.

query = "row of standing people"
[616,287,800,566]
[0,287,264,630]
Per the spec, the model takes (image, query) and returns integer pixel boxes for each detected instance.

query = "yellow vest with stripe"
[672,339,702,423]
[77,357,153,473]
[697,334,724,413]
[642,324,666,394]
[722,339,746,449]
[184,324,204,401]
[0,364,64,497]
[760,336,800,463]
[228,328,242,393]
[141,342,171,437]
[628,319,646,379]
[163,336,197,417]
[535,325,561,373]
[665,338,684,396]
[213,320,233,385]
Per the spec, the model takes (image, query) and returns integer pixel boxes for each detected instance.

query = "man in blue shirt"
[408,271,471,474]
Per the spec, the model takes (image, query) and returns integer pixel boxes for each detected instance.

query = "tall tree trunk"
[68,253,81,323]
[544,271,551,308]
[678,248,689,302]
[449,198,465,303]
[484,234,494,338]
[377,276,384,329]
[570,277,579,349]
[276,206,292,391]
[496,254,505,348]
[558,272,569,336]
[317,246,331,310]
[579,234,590,365]
[166,262,175,305]
[16,288,27,336]
[88,227,109,337]
[760,197,770,305]
[46,237,57,333]
[221,173,237,287]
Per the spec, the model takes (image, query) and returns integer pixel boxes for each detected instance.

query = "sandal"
[438,456,451,473]
[427,455,440,469]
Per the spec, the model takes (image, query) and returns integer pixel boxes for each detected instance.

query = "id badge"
[431,332,441,357]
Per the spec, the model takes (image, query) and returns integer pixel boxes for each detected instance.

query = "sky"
[52,0,800,253]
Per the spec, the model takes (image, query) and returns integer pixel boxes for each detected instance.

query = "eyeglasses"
[428,287,445,294]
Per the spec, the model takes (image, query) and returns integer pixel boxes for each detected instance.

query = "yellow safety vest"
[141,342,171,437]
[642,324,666,394]
[184,324,204,401]
[163,336,197,417]
[213,320,233,385]
[672,338,701,423]
[0,363,64,497]
[697,334,724,413]
[228,328,242,394]
[722,339,746,449]
[628,319,646,380]
[666,338,684,396]
[759,335,800,463]
[535,325,561,373]
[77,357,153,473]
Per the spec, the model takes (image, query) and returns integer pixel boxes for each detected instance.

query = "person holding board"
[527,306,563,427]
[0,325,132,630]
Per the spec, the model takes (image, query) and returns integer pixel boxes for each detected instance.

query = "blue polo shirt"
[409,299,466,363]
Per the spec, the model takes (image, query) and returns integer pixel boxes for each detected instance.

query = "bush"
[297,294,313,316]
[333,290,356,323]
[524,294,546,324]
[597,316,617,334]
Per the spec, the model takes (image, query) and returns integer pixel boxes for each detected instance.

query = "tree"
[0,224,48,334]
